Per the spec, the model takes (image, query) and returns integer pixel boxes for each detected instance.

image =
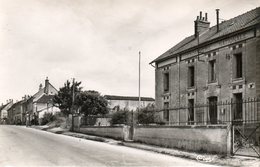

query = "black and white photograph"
[0,0,259,166]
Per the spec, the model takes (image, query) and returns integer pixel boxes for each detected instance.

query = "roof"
[0,104,8,111]
[36,95,55,103]
[8,101,23,110]
[1,102,14,111]
[32,88,44,99]
[151,7,260,63]
[31,79,58,102]
[104,95,155,101]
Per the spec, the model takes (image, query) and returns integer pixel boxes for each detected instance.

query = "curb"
[120,143,260,167]
[120,142,225,166]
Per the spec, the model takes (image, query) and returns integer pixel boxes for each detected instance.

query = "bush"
[153,115,166,125]
[137,104,167,125]
[30,118,39,125]
[137,104,156,125]
[110,109,132,125]
[137,110,155,125]
[40,112,56,125]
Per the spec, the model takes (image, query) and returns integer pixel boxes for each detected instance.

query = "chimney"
[44,77,49,94]
[39,83,43,91]
[194,11,210,37]
[216,9,220,32]
[22,95,27,101]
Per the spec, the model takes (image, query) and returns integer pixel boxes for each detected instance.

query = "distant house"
[36,94,60,123]
[7,96,30,125]
[0,100,13,124]
[8,101,22,125]
[0,104,7,122]
[0,104,7,124]
[26,77,59,125]
[81,95,155,126]
[104,95,155,113]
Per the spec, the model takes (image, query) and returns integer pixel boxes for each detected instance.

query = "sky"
[0,0,259,104]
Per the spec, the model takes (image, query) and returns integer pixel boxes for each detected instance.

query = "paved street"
[0,126,219,167]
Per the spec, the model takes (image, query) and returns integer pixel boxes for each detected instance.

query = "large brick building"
[151,8,260,125]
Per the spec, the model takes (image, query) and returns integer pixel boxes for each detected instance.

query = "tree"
[53,80,82,116]
[40,112,56,125]
[110,109,132,125]
[77,90,108,116]
[137,103,156,125]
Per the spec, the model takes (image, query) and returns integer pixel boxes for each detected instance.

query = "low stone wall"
[133,125,231,154]
[76,126,130,140]
[76,124,232,154]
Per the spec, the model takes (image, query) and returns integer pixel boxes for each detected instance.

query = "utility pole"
[138,51,141,123]
[72,78,75,105]
[71,78,75,132]
[130,51,141,140]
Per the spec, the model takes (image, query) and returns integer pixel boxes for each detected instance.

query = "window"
[163,72,169,92]
[234,53,242,78]
[209,60,216,82]
[188,99,194,124]
[163,102,169,121]
[188,66,195,87]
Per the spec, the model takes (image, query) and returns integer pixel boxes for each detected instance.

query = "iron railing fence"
[156,97,260,125]
[80,98,260,126]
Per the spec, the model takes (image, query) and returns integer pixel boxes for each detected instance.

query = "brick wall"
[244,38,257,98]
[256,27,260,97]
[218,46,232,101]
[256,27,260,121]
[155,67,163,110]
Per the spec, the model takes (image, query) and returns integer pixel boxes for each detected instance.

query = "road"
[0,125,219,167]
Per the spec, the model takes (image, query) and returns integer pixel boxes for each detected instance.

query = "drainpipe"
[178,56,181,125]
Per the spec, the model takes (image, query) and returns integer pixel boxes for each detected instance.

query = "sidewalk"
[121,142,260,167]
[31,125,260,167]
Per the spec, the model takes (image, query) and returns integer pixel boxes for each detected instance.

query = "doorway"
[188,99,194,124]
[233,93,243,121]
[208,96,218,124]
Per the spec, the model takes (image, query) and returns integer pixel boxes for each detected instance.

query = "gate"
[233,123,260,157]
